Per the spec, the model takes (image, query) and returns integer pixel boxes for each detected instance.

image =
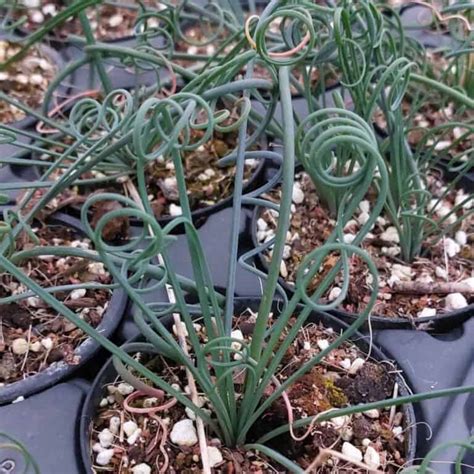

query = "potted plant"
[253,1,473,329]
[0,212,127,405]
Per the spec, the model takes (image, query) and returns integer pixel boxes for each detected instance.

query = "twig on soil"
[389,382,399,427]
[304,447,385,473]
[392,281,474,295]
[20,324,33,373]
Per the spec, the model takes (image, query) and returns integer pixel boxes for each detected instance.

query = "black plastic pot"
[250,191,473,332]
[0,212,128,405]
[80,297,417,472]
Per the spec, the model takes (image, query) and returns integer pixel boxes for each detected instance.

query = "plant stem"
[411,73,474,108]
[250,66,295,362]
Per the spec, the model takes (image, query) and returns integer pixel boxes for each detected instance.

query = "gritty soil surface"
[375,100,473,158]
[256,171,473,319]
[0,223,111,387]
[28,126,259,222]
[11,1,158,41]
[0,41,57,123]
[89,311,409,472]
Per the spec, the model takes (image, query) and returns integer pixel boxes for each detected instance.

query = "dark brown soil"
[0,224,111,386]
[29,125,259,221]
[11,1,156,41]
[89,313,409,472]
[375,99,473,158]
[257,171,473,319]
[0,41,57,123]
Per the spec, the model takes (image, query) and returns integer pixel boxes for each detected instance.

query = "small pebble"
[392,426,404,440]
[357,211,370,226]
[185,407,197,421]
[341,442,363,462]
[70,288,86,300]
[382,246,401,257]
[462,278,474,291]
[131,464,152,474]
[445,293,468,311]
[341,426,354,441]
[343,233,355,244]
[42,4,57,15]
[256,218,268,232]
[30,10,44,23]
[127,428,142,445]
[444,238,460,257]
[388,264,413,286]
[437,206,456,224]
[344,219,358,231]
[331,415,350,429]
[328,287,342,301]
[208,446,223,468]
[98,429,114,448]
[317,339,329,351]
[12,338,29,355]
[359,200,370,213]
[22,0,41,8]
[455,230,467,246]
[123,420,138,437]
[364,446,381,469]
[117,383,134,396]
[349,357,365,374]
[143,397,158,408]
[109,416,120,434]
[292,183,304,204]
[29,341,42,352]
[92,442,104,453]
[96,449,115,466]
[418,307,436,318]
[230,329,244,351]
[170,419,198,446]
[363,409,379,419]
[435,266,448,280]
[340,358,351,370]
[108,14,123,27]
[418,273,434,284]
[169,204,182,216]
[434,140,451,151]
[30,74,44,86]
[380,226,400,243]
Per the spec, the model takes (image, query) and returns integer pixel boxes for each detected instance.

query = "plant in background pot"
[255,1,473,327]
[0,211,127,405]
[3,0,162,42]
